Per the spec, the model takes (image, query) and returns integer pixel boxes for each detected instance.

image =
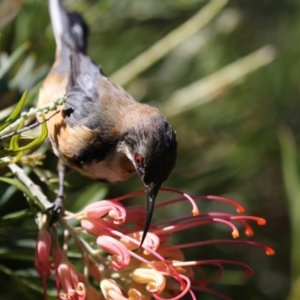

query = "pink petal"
[100,279,128,300]
[83,200,126,223]
[35,229,52,277]
[52,247,64,269]
[55,255,81,295]
[81,218,117,236]
[96,235,130,270]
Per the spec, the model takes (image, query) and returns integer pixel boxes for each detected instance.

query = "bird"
[37,0,177,245]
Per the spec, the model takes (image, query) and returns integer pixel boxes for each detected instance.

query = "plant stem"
[6,160,52,210]
[0,97,65,136]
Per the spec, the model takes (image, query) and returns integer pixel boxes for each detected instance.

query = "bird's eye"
[134,154,143,167]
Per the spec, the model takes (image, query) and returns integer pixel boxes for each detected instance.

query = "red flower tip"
[244,228,254,237]
[237,207,245,213]
[266,247,275,256]
[197,195,246,214]
[231,229,239,239]
[192,207,200,216]
[257,218,266,226]
[160,187,200,216]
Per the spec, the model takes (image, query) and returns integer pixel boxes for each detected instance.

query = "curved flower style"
[35,188,274,300]
[52,247,84,299]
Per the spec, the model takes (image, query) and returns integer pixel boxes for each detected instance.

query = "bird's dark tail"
[49,0,89,56]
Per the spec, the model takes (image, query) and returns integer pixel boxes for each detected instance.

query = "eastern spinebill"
[38,0,177,245]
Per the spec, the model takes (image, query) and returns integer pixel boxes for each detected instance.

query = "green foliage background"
[0,0,299,299]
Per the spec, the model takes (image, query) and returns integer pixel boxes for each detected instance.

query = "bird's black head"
[122,108,177,246]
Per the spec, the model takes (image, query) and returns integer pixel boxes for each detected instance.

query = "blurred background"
[1,0,300,299]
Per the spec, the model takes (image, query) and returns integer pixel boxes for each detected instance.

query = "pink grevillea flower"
[64,188,274,300]
[96,235,130,270]
[34,225,104,299]
[34,227,52,300]
[52,246,88,300]
[35,228,52,278]
[80,200,126,224]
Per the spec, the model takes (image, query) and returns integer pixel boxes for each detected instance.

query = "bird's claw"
[45,195,64,225]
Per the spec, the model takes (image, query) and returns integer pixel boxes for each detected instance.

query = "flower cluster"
[34,188,274,300]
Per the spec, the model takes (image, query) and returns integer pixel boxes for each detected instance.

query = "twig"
[0,96,65,136]
[0,110,60,141]
[110,0,228,85]
[5,159,53,210]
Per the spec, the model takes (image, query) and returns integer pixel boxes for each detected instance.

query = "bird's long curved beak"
[140,183,159,247]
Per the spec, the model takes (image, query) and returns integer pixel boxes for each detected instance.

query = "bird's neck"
[117,103,160,136]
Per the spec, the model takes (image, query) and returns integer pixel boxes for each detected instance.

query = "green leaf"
[0,90,27,132]
[6,91,28,123]
[0,150,15,159]
[2,209,31,221]
[278,127,300,280]
[0,177,36,204]
[10,151,24,164]
[7,117,25,163]
[9,119,25,151]
[0,105,15,123]
[5,114,48,154]
[14,115,48,151]
[0,114,47,163]
[0,264,56,296]
[0,42,30,79]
